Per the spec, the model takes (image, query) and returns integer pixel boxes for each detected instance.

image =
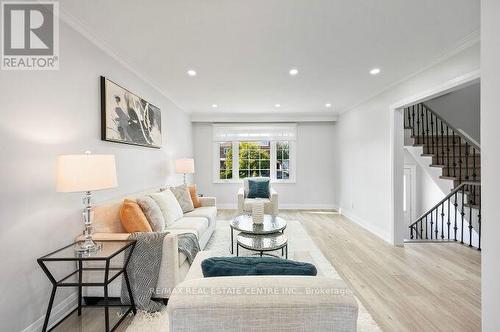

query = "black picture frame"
[100,76,162,148]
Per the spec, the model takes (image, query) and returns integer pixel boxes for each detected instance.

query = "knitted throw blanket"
[177,232,200,264]
[121,232,201,313]
[121,232,167,312]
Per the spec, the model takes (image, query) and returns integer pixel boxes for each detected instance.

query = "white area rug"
[127,219,381,331]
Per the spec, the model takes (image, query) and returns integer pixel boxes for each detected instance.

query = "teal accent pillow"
[201,257,317,277]
[247,178,270,198]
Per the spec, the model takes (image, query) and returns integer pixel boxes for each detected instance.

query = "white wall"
[334,43,480,243]
[481,1,500,330]
[404,150,445,219]
[192,122,337,209]
[426,82,480,142]
[0,20,193,332]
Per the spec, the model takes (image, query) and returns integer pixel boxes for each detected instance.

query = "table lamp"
[175,158,195,185]
[56,152,118,253]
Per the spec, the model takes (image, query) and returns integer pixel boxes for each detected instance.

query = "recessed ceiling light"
[325,103,332,108]
[289,68,299,76]
[274,104,281,108]
[187,69,197,77]
[369,68,381,75]
[212,104,218,108]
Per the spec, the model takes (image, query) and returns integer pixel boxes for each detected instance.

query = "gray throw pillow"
[137,196,166,232]
[170,184,195,213]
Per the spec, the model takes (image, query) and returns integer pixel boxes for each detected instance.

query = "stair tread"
[439,175,481,181]
[430,164,480,169]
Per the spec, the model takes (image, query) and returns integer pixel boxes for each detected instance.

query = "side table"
[37,240,136,332]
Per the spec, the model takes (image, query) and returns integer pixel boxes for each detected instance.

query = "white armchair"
[237,177,278,216]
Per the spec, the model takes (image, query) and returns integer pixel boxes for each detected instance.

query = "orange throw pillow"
[120,199,153,233]
[188,185,201,208]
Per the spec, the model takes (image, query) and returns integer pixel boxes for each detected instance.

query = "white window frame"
[213,140,296,184]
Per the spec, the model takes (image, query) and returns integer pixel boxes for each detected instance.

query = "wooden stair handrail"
[421,103,480,151]
[408,181,480,229]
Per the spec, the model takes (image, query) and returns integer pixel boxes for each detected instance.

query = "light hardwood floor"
[54,209,481,332]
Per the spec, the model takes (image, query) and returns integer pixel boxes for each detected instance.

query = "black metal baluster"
[435,209,439,239]
[425,107,429,149]
[420,217,424,240]
[478,205,481,251]
[447,199,451,240]
[435,116,439,164]
[465,142,470,181]
[430,113,435,156]
[406,108,411,129]
[452,132,456,177]
[446,126,450,177]
[416,105,421,144]
[411,106,415,137]
[459,138,462,183]
[461,187,465,244]
[441,203,445,239]
[410,224,414,239]
[440,121,445,169]
[430,213,434,240]
[420,105,425,143]
[472,148,477,182]
[454,192,458,241]
[469,193,473,247]
[425,215,428,239]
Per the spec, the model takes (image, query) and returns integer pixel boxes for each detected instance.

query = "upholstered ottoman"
[167,251,358,331]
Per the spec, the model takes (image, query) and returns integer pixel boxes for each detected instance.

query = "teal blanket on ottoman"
[201,256,317,277]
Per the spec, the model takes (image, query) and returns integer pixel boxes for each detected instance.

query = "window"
[276,141,290,180]
[219,142,233,179]
[213,124,296,183]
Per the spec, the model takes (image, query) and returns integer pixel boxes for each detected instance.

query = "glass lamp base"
[75,239,102,253]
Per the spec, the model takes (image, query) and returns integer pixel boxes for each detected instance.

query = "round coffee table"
[236,232,288,258]
[230,214,287,255]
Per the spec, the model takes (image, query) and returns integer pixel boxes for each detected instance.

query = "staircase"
[404,103,481,250]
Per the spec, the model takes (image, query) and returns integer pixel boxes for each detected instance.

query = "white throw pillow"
[149,190,183,226]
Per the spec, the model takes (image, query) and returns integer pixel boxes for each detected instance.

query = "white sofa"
[237,177,278,216]
[167,251,359,331]
[80,189,216,299]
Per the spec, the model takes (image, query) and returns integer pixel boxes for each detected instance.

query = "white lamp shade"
[175,158,195,174]
[56,154,118,192]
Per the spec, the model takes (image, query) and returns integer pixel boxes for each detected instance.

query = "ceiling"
[61,0,480,114]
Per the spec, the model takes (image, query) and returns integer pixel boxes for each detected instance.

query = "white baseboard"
[22,292,78,332]
[280,203,338,210]
[339,208,391,243]
[217,203,338,210]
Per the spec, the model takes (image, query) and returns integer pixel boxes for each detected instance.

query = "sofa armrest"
[155,232,180,298]
[270,188,278,215]
[270,187,278,200]
[168,276,358,331]
[199,196,216,207]
[237,187,245,214]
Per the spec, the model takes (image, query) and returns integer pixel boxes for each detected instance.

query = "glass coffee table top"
[231,214,287,234]
[237,232,288,251]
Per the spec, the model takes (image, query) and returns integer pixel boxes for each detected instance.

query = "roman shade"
[213,124,297,142]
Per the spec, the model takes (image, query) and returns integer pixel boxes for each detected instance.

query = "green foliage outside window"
[239,141,270,178]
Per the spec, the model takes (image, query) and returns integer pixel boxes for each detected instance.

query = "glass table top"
[231,214,287,234]
[237,232,288,251]
[40,240,135,261]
